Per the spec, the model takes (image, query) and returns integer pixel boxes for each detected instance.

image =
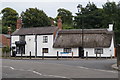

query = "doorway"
[16,45,25,54]
[78,47,84,58]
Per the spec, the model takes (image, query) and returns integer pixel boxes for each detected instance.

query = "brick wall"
[0,34,10,47]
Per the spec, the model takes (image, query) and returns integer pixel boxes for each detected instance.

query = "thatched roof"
[12,26,58,35]
[53,29,113,48]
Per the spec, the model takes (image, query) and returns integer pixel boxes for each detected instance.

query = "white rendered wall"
[37,35,54,56]
[11,36,19,46]
[25,35,35,56]
[103,37,114,57]
[37,35,79,57]
[52,48,79,57]
[84,48,95,57]
[84,37,114,57]
[11,36,19,56]
[11,35,114,57]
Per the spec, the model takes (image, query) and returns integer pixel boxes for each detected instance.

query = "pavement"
[111,64,120,71]
[2,58,119,78]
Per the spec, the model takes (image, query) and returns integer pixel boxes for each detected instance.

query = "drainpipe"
[35,34,37,58]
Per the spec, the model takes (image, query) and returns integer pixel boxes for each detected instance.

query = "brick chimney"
[16,17,22,30]
[57,17,62,30]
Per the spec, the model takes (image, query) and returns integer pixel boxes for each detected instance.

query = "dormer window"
[43,36,48,43]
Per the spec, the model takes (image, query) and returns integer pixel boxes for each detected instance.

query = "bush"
[2,46,10,56]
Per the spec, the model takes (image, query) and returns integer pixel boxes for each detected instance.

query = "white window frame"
[42,48,49,53]
[63,48,72,53]
[43,36,48,43]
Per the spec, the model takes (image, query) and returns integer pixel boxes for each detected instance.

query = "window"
[16,46,20,54]
[43,36,48,43]
[20,35,25,41]
[64,48,71,53]
[16,46,25,54]
[95,48,103,54]
[42,48,48,53]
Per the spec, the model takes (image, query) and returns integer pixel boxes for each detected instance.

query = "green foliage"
[2,46,10,53]
[21,8,51,27]
[62,24,74,29]
[102,1,120,44]
[57,8,73,25]
[74,2,102,29]
[0,26,1,34]
[2,26,8,34]
[1,7,18,33]
[103,1,117,14]
[0,20,2,34]
[74,1,120,44]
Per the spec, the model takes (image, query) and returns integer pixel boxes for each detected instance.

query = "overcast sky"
[0,0,120,18]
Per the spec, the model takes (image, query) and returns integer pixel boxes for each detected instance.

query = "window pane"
[64,48,71,53]
[20,35,25,41]
[43,36,48,43]
[42,48,48,53]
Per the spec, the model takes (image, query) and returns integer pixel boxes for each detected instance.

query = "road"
[2,58,119,79]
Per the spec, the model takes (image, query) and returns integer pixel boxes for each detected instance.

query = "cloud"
[1,0,119,2]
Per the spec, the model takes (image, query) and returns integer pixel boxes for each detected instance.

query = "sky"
[0,0,120,18]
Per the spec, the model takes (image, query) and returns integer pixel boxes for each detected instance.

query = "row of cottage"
[11,18,115,57]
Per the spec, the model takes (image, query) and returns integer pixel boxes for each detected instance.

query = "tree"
[102,1,120,44]
[0,20,2,34]
[102,1,117,26]
[115,2,120,44]
[56,8,73,29]
[21,8,51,27]
[2,46,10,57]
[74,2,102,29]
[74,1,120,44]
[2,26,8,34]
[57,8,73,25]
[1,7,18,33]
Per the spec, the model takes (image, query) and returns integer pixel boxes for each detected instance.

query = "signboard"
[95,48,103,54]
[60,52,69,54]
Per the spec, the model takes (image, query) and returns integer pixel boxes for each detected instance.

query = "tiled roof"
[12,26,58,35]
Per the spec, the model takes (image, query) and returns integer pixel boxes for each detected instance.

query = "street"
[2,58,119,79]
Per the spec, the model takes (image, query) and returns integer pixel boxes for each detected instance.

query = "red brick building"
[0,34,10,47]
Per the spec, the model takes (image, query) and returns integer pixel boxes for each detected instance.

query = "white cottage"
[11,18,115,58]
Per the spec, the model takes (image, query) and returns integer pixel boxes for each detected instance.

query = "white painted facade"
[25,35,36,56]
[11,34,114,57]
[84,37,114,57]
[37,35,78,57]
[11,34,79,57]
[11,36,19,56]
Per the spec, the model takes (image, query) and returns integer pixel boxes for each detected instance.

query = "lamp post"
[77,4,84,58]
[77,4,82,13]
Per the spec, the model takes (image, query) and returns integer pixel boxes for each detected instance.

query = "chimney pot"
[108,24,113,31]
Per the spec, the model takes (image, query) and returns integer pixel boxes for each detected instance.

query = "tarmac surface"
[1,58,119,79]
